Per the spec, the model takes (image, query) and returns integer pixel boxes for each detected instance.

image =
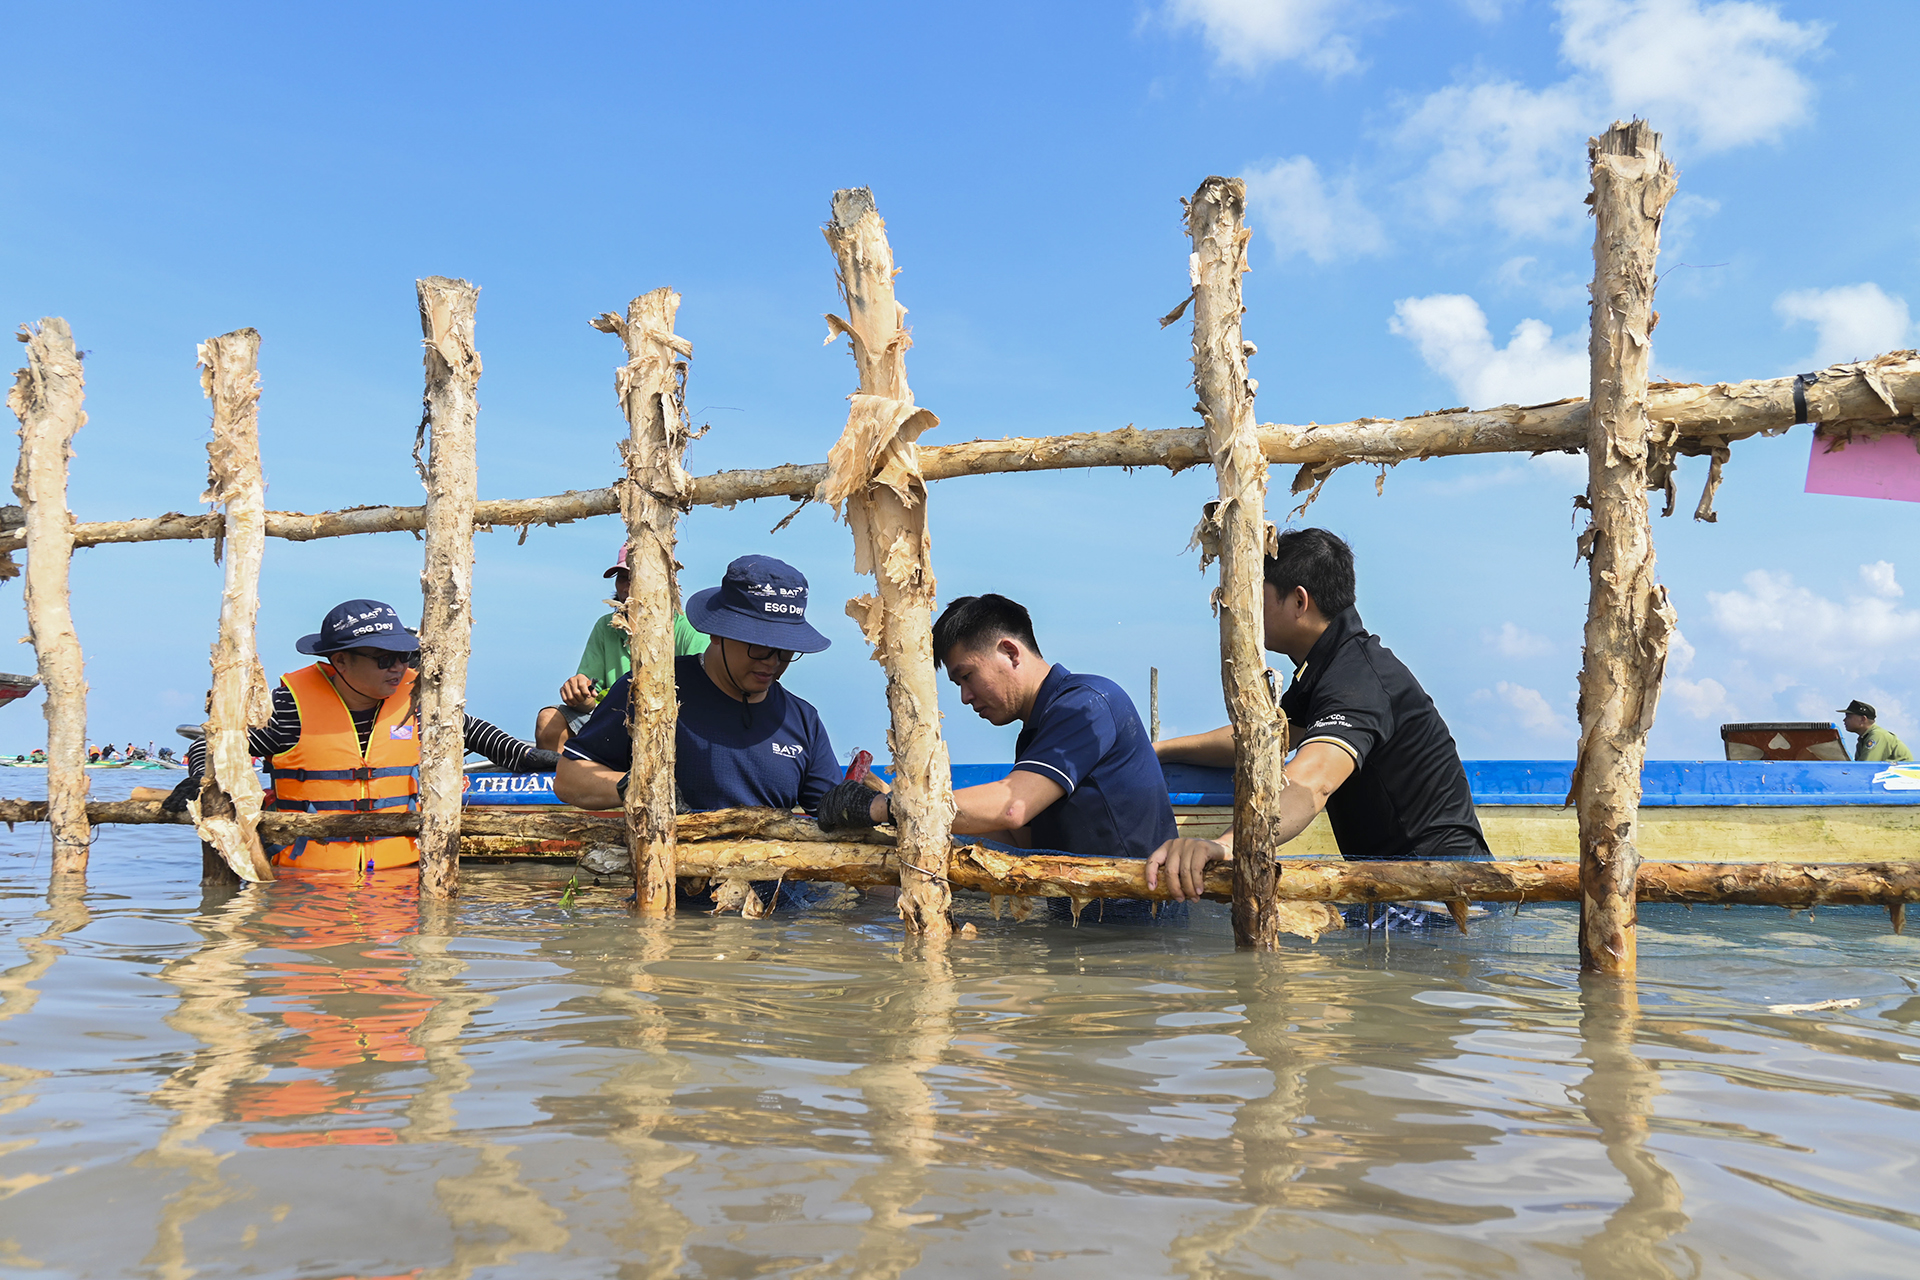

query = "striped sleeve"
[185,684,302,779]
[462,715,539,772]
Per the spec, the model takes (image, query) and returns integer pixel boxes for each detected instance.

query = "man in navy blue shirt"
[828,593,1175,861]
[554,555,846,819]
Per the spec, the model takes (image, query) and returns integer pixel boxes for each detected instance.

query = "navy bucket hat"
[296,600,418,656]
[685,556,831,654]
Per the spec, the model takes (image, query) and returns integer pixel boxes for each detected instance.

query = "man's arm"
[554,754,625,810]
[858,768,1066,835]
[1154,726,1235,767]
[1144,740,1356,899]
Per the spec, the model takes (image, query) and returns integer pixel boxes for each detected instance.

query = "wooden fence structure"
[7,120,1920,970]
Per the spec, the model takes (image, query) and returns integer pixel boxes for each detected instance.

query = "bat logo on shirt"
[770,742,803,759]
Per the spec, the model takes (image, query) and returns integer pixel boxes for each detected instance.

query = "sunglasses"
[338,647,418,670]
[739,642,800,663]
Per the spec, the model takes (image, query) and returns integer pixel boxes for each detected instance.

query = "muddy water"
[2,777,1918,1278]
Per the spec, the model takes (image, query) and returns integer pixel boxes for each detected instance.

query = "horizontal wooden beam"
[8,351,1912,556]
[7,799,1915,908]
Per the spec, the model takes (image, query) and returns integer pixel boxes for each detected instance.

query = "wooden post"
[1186,177,1287,950]
[818,188,956,940]
[415,277,482,899]
[590,289,695,915]
[9,319,90,874]
[192,330,275,883]
[1150,666,1161,742]
[1575,122,1678,976]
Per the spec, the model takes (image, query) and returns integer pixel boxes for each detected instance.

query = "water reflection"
[597,929,693,1279]
[141,886,273,1280]
[836,940,957,1280]
[1573,979,1691,1280]
[404,903,570,1278]
[0,880,90,1204]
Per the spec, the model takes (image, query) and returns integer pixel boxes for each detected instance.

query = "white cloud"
[1389,293,1588,408]
[1485,621,1554,658]
[1394,1,1823,240]
[1706,563,1920,680]
[1559,0,1827,151]
[1475,681,1575,738]
[1861,560,1903,600]
[1243,155,1386,263]
[1165,0,1363,75]
[1664,629,1735,719]
[1396,79,1592,239]
[1775,284,1913,369]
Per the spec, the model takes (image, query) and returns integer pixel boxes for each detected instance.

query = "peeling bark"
[9,319,89,873]
[190,330,275,883]
[1575,122,1678,976]
[6,798,1918,910]
[820,188,955,940]
[1187,177,1287,950]
[590,288,694,915]
[415,277,482,899]
[2,351,1913,559]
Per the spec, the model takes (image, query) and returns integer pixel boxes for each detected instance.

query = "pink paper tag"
[1805,431,1920,503]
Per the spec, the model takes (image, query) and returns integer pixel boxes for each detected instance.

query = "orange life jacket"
[268,663,420,871]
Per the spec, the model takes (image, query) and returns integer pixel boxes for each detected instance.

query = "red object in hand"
[845,750,873,782]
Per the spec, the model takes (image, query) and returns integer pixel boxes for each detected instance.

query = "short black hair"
[1265,528,1356,617]
[931,594,1042,669]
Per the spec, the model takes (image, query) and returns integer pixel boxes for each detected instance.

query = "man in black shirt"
[1148,528,1488,898]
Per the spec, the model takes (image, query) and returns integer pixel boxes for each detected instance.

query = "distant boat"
[0,672,40,709]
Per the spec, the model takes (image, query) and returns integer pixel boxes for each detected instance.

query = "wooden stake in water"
[9,318,90,875]
[192,329,275,883]
[415,277,482,900]
[1185,177,1287,951]
[1574,121,1677,977]
[818,187,956,941]
[591,289,695,916]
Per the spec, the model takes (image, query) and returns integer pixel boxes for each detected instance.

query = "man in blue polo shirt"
[553,555,851,824]
[823,593,1175,863]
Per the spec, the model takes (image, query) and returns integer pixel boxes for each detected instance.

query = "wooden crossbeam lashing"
[6,119,1913,957]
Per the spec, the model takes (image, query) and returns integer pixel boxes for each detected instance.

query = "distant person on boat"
[1147,528,1488,898]
[29,748,46,763]
[1841,699,1913,763]
[534,543,709,752]
[823,592,1175,865]
[556,556,872,907]
[166,599,559,872]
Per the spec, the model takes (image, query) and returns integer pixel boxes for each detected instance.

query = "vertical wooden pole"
[8,319,90,875]
[1150,666,1161,742]
[192,329,275,883]
[1186,177,1286,951]
[415,277,482,899]
[1575,122,1677,976]
[590,289,694,916]
[819,187,955,941]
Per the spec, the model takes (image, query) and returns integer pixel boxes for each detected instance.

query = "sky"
[2,0,1916,767]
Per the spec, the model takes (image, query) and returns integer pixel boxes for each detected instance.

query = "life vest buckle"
[349,797,377,812]
[348,766,375,782]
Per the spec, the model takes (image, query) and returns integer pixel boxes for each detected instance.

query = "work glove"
[816,778,885,832]
[160,775,201,815]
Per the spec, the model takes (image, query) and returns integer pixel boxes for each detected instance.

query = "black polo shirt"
[1278,607,1488,861]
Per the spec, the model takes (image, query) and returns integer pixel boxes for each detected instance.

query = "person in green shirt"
[535,545,708,750]
[1840,698,1913,763]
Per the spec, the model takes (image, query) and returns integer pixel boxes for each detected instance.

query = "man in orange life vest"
[171,599,553,871]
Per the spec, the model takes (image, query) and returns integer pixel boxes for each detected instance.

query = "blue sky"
[2,0,1915,765]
